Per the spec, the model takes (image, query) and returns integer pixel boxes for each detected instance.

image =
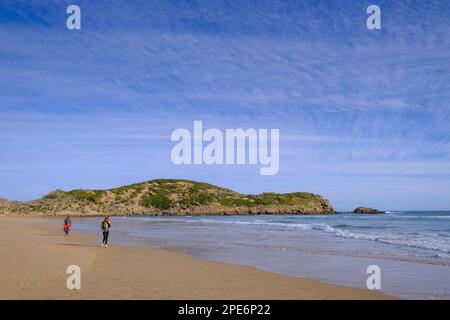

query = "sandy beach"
[0,216,391,300]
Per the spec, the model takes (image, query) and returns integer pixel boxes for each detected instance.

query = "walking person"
[101,216,111,247]
[63,215,72,236]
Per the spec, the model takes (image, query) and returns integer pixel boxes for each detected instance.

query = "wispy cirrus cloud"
[0,0,449,209]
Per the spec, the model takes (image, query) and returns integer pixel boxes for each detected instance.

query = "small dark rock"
[353,207,385,214]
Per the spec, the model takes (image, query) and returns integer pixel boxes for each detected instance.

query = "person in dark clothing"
[63,216,72,236]
[101,217,111,247]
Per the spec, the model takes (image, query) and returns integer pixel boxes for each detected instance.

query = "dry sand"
[0,216,392,299]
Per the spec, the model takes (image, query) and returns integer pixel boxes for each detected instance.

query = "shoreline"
[0,211,336,217]
[0,216,393,299]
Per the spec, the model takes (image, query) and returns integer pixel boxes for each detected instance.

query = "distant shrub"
[180,192,214,206]
[43,193,58,200]
[141,192,172,210]
[92,191,106,204]
[69,190,95,201]
[246,192,317,206]
[192,193,213,205]
[152,179,214,189]
[189,181,215,189]
[130,189,141,199]
[219,198,253,207]
[251,197,276,205]
[69,189,105,204]
[110,187,128,196]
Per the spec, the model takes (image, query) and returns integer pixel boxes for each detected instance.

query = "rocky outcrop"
[0,179,335,216]
[353,207,384,214]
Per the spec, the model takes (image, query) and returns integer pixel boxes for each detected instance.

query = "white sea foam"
[391,215,450,220]
[175,218,450,256]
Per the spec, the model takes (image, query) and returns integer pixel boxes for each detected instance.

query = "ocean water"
[74,211,450,299]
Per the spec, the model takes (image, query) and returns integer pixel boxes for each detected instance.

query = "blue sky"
[1,0,450,210]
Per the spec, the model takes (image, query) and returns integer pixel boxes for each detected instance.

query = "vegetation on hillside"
[0,179,334,216]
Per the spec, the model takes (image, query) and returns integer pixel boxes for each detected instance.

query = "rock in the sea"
[353,207,385,214]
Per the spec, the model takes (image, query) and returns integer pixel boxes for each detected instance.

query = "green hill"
[0,179,334,216]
